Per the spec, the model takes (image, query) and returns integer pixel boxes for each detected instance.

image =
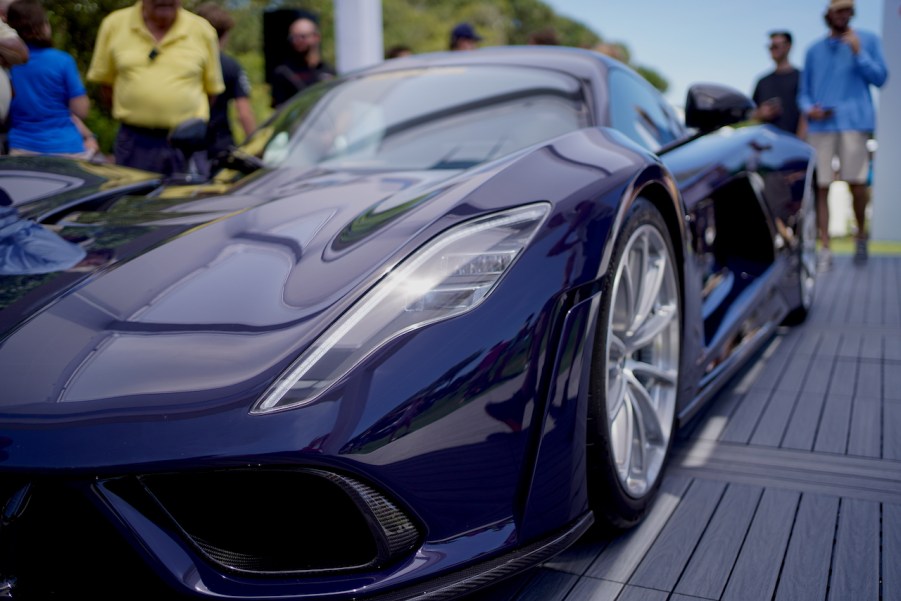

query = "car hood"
[0,160,493,416]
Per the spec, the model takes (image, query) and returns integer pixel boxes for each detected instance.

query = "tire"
[586,198,681,530]
[783,184,817,326]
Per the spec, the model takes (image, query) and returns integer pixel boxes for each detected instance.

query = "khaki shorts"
[808,131,870,187]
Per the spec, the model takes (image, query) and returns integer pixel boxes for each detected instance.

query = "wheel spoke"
[628,359,677,388]
[610,394,633,479]
[625,371,664,443]
[625,303,677,351]
[607,335,628,416]
[627,388,649,489]
[631,249,666,332]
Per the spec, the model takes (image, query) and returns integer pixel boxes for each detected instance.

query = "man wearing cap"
[449,22,481,51]
[799,0,887,268]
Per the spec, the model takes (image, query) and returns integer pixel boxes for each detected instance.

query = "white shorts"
[808,131,870,187]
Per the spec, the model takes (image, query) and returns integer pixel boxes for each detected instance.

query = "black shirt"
[752,68,802,135]
[269,56,335,108]
[207,53,252,157]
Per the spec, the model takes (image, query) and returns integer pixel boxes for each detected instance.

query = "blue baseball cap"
[451,23,482,43]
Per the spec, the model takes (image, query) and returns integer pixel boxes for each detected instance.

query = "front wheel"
[587,198,681,530]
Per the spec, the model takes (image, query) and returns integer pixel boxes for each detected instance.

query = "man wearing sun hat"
[799,0,887,268]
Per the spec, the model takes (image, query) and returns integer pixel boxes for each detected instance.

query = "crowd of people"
[0,0,889,266]
[750,0,887,267]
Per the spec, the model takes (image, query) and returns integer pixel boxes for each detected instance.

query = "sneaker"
[817,248,832,272]
[853,239,868,264]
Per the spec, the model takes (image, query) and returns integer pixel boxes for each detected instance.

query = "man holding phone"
[752,31,804,137]
[799,0,888,268]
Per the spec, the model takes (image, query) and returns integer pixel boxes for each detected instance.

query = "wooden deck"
[467,254,901,601]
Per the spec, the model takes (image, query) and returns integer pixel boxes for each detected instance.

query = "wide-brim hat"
[828,0,854,12]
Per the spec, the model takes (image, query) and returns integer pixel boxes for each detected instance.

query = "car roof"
[365,45,614,84]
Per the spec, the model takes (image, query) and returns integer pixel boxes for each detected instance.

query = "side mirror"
[684,84,755,133]
[168,118,208,156]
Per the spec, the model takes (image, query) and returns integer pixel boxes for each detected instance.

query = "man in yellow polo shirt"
[87,0,224,176]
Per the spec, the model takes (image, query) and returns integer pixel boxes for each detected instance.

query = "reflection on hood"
[0,205,86,275]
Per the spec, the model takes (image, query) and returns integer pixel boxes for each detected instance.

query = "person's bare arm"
[71,114,99,156]
[796,113,808,140]
[234,96,256,138]
[0,35,27,67]
[69,94,90,121]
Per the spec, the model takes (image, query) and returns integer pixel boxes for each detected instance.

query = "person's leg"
[809,133,836,269]
[809,133,837,245]
[849,183,869,239]
[816,185,831,248]
[838,131,871,263]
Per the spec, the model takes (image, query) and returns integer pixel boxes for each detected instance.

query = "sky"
[542,0,885,106]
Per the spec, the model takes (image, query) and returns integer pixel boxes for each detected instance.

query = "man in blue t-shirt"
[799,0,888,268]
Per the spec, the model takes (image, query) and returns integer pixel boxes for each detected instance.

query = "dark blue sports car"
[0,46,815,600]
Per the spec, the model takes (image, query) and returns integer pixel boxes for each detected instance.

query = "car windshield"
[252,65,590,171]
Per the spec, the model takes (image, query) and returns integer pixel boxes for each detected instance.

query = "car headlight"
[253,203,550,414]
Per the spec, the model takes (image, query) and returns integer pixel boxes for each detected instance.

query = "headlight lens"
[253,203,550,413]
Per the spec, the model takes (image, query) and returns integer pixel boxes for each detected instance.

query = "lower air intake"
[140,468,421,575]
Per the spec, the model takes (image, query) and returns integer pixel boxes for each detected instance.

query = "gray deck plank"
[682,390,744,442]
[584,476,690,583]
[813,393,853,454]
[772,353,810,394]
[614,585,668,601]
[886,362,901,401]
[801,353,834,396]
[845,272,867,324]
[856,360,882,399]
[860,334,882,362]
[719,390,770,444]
[827,358,857,397]
[627,479,726,591]
[886,258,901,326]
[847,397,881,458]
[750,390,795,447]
[792,328,820,357]
[887,335,901,362]
[560,577,622,601]
[773,494,838,601]
[813,329,842,360]
[542,534,610,576]
[863,265,883,326]
[884,503,901,601]
[781,392,827,451]
[673,483,763,599]
[721,488,800,601]
[827,498,880,601]
[838,331,863,360]
[504,569,578,601]
[885,402,901,460]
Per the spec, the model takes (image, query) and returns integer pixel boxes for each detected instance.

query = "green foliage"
[42,0,669,152]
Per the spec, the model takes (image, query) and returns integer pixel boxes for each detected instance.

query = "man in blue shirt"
[799,0,887,267]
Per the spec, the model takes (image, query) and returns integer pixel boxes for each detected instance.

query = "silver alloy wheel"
[605,223,680,498]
